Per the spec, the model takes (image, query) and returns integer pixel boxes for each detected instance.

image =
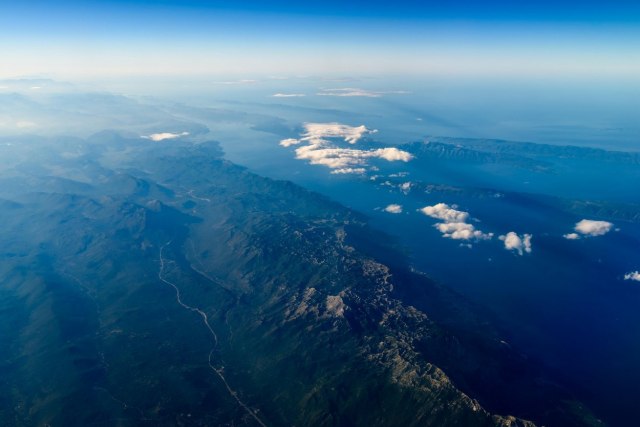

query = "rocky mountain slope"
[0,133,599,426]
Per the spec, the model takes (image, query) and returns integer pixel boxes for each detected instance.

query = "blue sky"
[2,0,639,79]
[10,0,640,22]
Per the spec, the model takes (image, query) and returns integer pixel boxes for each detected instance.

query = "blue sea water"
[163,77,640,425]
[262,168,640,426]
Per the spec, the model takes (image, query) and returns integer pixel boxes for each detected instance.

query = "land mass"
[0,132,600,426]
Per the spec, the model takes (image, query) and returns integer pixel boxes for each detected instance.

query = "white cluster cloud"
[624,271,640,282]
[434,222,491,240]
[384,204,403,214]
[564,219,614,239]
[294,146,411,170]
[141,131,189,142]
[421,203,469,222]
[575,219,613,236]
[303,122,375,144]
[420,203,493,241]
[272,93,305,97]
[374,147,413,161]
[280,122,412,174]
[499,232,532,255]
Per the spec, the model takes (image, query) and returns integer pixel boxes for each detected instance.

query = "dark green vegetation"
[0,133,599,426]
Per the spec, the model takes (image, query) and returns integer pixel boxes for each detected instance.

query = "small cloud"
[624,271,640,282]
[30,86,42,90]
[317,88,410,98]
[573,219,614,237]
[388,172,409,178]
[331,167,366,174]
[499,232,532,255]
[420,203,492,241]
[317,88,381,98]
[272,93,305,97]
[372,147,413,162]
[279,138,300,147]
[399,181,412,194]
[563,232,580,240]
[384,204,403,214]
[141,131,189,142]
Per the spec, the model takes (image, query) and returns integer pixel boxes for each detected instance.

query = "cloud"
[280,122,412,173]
[573,219,614,237]
[302,122,376,144]
[435,222,492,240]
[384,204,403,214]
[499,232,532,255]
[420,203,469,222]
[372,147,413,161]
[141,131,189,142]
[294,145,412,170]
[272,93,305,97]
[388,172,409,178]
[399,182,412,194]
[624,271,640,282]
[420,203,493,241]
[317,88,410,98]
[331,167,366,174]
[279,138,300,147]
[317,88,381,97]
[564,220,613,239]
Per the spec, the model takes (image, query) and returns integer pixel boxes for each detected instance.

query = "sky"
[1,0,640,79]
